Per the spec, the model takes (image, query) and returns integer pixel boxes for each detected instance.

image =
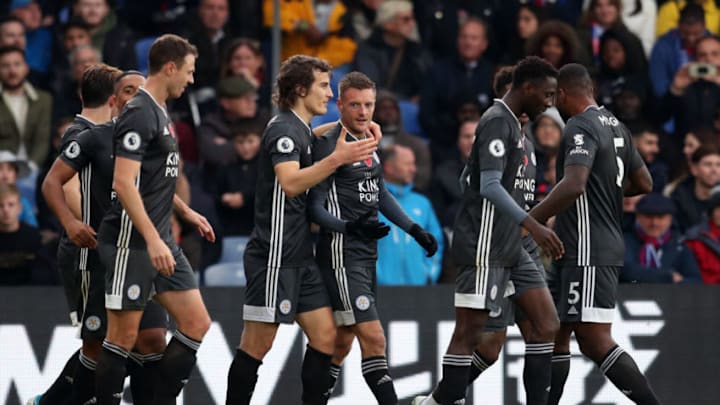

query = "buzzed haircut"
[679,3,705,26]
[0,183,20,200]
[338,71,376,99]
[691,143,720,164]
[148,34,198,75]
[493,65,515,97]
[0,15,24,29]
[274,55,332,108]
[511,56,558,90]
[81,63,123,108]
[62,18,90,35]
[557,63,594,96]
[0,46,25,60]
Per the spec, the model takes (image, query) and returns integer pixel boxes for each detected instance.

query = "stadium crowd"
[0,0,719,287]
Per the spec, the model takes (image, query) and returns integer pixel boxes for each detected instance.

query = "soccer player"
[225,55,379,405]
[528,63,658,405]
[413,56,564,405]
[94,34,214,405]
[464,65,560,405]
[307,71,438,404]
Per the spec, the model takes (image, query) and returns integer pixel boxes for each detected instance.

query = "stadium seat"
[398,100,424,137]
[219,236,249,263]
[203,262,247,286]
[135,36,157,75]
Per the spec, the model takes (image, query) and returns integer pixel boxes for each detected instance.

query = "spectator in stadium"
[0,150,36,227]
[631,125,669,192]
[52,44,100,123]
[373,89,431,191]
[664,127,719,194]
[376,145,443,285]
[262,0,357,68]
[0,183,41,285]
[73,0,136,70]
[660,35,720,143]
[183,0,234,90]
[622,193,702,284]
[347,0,382,41]
[656,0,720,38]
[213,123,260,237]
[354,0,430,101]
[219,37,270,107]
[525,19,587,69]
[532,107,564,196]
[420,17,493,155]
[649,3,708,97]
[0,16,25,49]
[0,46,51,169]
[576,0,645,65]
[501,3,548,64]
[430,119,477,228]
[671,144,720,231]
[621,0,657,56]
[686,190,720,284]
[10,0,52,81]
[611,77,649,130]
[596,28,649,111]
[197,75,269,192]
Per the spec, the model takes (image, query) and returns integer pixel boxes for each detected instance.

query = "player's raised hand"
[148,237,176,276]
[65,219,97,249]
[523,217,564,260]
[333,127,377,165]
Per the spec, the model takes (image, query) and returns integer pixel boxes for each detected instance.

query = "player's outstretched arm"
[41,159,97,248]
[529,164,590,224]
[172,194,215,242]
[113,156,176,276]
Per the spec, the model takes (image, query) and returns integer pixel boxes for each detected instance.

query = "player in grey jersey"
[414,56,564,405]
[308,72,437,405]
[528,64,659,405]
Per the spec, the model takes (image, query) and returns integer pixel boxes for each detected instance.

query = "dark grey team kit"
[552,106,644,323]
[97,88,195,311]
[309,123,415,326]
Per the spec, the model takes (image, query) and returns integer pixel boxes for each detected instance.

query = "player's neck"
[290,103,313,125]
[142,77,169,106]
[501,92,524,120]
[572,97,597,116]
[80,106,112,125]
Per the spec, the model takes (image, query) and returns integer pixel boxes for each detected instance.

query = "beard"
[1,78,24,91]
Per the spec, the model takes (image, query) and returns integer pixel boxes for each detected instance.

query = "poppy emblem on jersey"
[277,137,294,154]
[355,295,370,311]
[127,284,141,300]
[168,124,176,138]
[522,155,529,166]
[85,315,101,331]
[364,158,373,167]
[64,141,81,159]
[123,132,141,151]
[279,299,292,315]
[488,139,505,157]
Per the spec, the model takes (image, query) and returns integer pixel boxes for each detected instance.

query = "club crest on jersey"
[488,139,505,157]
[276,137,294,154]
[123,132,141,151]
[64,141,81,159]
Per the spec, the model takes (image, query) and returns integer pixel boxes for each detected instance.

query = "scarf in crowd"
[636,225,671,268]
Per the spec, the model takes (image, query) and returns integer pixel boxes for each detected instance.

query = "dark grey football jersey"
[98,88,179,248]
[452,100,529,267]
[554,106,644,266]
[311,124,384,267]
[245,110,316,267]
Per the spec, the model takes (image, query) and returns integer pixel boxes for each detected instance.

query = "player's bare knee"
[309,323,337,353]
[108,329,139,350]
[82,338,103,360]
[476,341,500,365]
[358,329,386,355]
[136,328,168,354]
[178,312,211,340]
[334,338,353,361]
[533,315,560,342]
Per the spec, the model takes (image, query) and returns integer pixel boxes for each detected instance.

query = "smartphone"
[689,62,718,79]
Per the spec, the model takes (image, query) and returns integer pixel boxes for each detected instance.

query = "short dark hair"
[557,63,593,96]
[0,46,25,61]
[231,120,263,139]
[148,34,198,75]
[274,55,332,109]
[338,71,375,99]
[80,63,122,108]
[511,56,558,90]
[0,183,20,200]
[0,15,24,29]
[62,18,90,35]
[493,65,515,97]
[691,143,720,164]
[679,3,705,26]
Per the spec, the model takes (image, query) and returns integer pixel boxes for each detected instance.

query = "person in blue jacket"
[377,144,444,285]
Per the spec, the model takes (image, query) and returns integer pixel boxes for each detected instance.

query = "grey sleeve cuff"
[479,170,529,224]
[307,188,347,233]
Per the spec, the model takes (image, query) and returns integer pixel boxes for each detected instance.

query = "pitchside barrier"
[1,285,718,405]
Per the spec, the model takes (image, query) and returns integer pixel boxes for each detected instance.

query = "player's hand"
[670,65,693,95]
[148,237,175,276]
[346,212,390,240]
[524,219,564,260]
[65,219,97,249]
[222,192,244,208]
[333,127,377,165]
[366,121,383,143]
[409,224,438,257]
[183,209,216,243]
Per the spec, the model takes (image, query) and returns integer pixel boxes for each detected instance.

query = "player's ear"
[165,61,176,76]
[108,94,117,109]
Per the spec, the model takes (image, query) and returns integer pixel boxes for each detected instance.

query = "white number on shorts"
[568,281,581,305]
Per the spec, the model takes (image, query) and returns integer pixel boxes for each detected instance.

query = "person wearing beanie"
[622,193,701,283]
[686,189,720,284]
[532,106,565,195]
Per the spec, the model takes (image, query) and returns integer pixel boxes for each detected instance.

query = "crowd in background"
[0,0,719,287]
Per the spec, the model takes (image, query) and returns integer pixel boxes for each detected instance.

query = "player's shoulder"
[264,111,305,140]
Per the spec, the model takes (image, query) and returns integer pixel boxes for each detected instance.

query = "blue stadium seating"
[135,37,157,75]
[202,236,249,286]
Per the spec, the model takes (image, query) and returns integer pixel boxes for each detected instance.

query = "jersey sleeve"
[562,120,598,168]
[58,128,93,172]
[264,123,302,166]
[114,105,156,161]
[476,118,514,172]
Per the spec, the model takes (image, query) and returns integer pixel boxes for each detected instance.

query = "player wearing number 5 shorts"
[529,64,661,405]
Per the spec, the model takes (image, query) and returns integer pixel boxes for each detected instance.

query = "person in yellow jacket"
[656,0,720,37]
[263,0,357,67]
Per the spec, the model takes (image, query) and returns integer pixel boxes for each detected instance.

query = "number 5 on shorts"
[568,281,580,305]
